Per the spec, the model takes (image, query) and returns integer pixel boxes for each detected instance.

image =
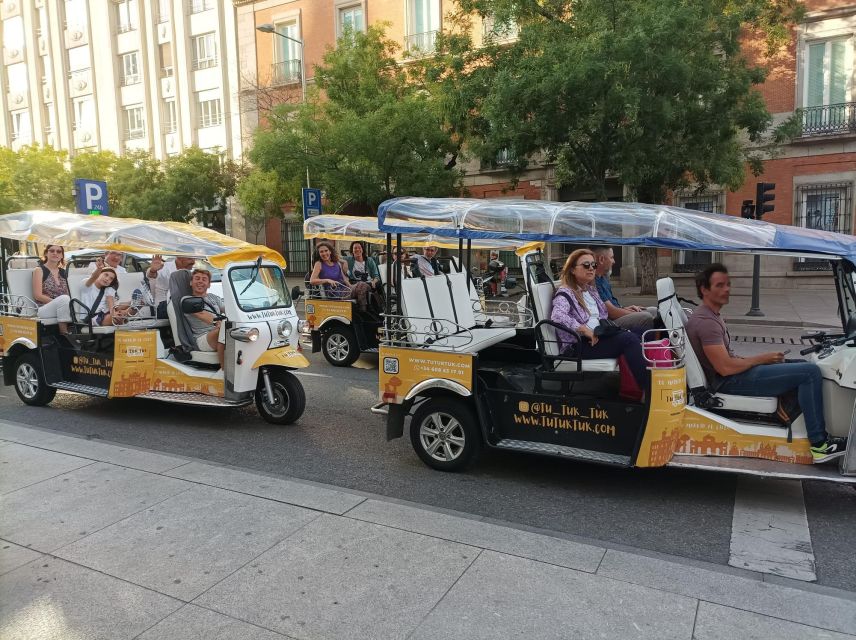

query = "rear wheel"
[409,397,481,471]
[255,369,306,425]
[14,352,57,406]
[321,324,360,367]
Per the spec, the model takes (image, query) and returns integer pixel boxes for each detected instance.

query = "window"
[189,0,215,14]
[124,105,145,140]
[157,0,170,22]
[338,4,365,37]
[6,63,28,95]
[45,104,57,146]
[121,51,140,86]
[197,94,222,127]
[800,38,854,136]
[406,0,440,53]
[68,45,90,72]
[674,196,722,272]
[160,42,173,76]
[10,111,32,143]
[192,33,217,70]
[64,0,88,29]
[271,21,301,85]
[163,99,177,133]
[116,0,138,33]
[4,16,25,55]
[794,182,853,269]
[72,96,95,131]
[483,15,519,42]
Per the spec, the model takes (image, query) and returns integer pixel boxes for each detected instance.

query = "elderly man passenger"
[591,246,657,335]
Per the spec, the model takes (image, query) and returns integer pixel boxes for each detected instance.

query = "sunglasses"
[576,261,597,270]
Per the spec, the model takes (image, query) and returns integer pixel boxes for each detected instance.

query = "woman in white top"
[80,267,118,326]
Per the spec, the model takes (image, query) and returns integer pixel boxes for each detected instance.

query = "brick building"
[233,0,855,285]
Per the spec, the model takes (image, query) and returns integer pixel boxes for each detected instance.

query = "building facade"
[0,0,242,161]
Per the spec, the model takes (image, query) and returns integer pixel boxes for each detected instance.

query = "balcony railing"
[797,102,856,137]
[188,0,214,14]
[117,22,136,34]
[192,56,218,71]
[124,127,145,141]
[271,60,301,86]
[121,73,141,86]
[404,30,438,54]
[161,66,174,77]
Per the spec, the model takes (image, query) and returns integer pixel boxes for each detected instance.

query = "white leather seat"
[529,280,618,372]
[656,277,777,413]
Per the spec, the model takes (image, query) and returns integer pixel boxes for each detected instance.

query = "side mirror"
[180,296,205,313]
[291,286,303,301]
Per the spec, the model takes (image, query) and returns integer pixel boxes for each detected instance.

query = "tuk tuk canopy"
[0,211,285,268]
[377,198,856,263]
[304,214,543,255]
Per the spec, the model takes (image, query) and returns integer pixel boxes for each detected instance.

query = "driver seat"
[656,277,777,413]
[166,269,220,365]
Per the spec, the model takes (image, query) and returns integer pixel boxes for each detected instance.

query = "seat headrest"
[656,277,676,299]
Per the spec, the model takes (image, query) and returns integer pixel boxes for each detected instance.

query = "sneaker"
[810,437,847,464]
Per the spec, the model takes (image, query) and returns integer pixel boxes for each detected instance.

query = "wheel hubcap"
[327,333,350,361]
[263,382,290,418]
[419,412,465,462]
[16,363,39,400]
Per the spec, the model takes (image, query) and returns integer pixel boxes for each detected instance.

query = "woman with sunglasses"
[550,248,648,391]
[32,244,72,334]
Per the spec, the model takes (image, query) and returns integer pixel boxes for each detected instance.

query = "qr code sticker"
[383,357,399,375]
[305,304,315,314]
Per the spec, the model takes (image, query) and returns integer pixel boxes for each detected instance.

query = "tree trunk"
[639,247,658,296]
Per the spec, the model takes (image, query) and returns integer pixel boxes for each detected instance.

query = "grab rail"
[381,313,475,350]
[641,328,686,369]
[0,293,38,318]
[473,298,534,328]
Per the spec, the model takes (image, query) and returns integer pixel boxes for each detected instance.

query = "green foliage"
[0,145,71,213]
[236,169,295,243]
[250,25,461,213]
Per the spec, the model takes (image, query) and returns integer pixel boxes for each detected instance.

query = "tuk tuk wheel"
[255,370,306,425]
[410,397,481,471]
[14,352,57,407]
[321,325,359,367]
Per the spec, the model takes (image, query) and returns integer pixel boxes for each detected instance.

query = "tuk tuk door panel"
[0,316,38,355]
[379,346,473,404]
[305,300,352,330]
[109,331,159,397]
[484,389,645,456]
[635,368,687,467]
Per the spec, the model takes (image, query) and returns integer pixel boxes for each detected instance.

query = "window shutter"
[806,42,825,107]
[829,41,846,105]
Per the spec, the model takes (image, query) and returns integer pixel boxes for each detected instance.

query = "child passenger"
[80,266,118,326]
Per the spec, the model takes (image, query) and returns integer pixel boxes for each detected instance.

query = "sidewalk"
[1,420,854,640]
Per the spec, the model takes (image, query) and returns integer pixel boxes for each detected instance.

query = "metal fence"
[281,222,310,275]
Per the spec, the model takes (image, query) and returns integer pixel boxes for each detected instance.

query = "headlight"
[297,319,309,333]
[230,327,260,342]
[278,320,293,338]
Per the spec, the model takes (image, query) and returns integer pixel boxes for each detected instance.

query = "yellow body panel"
[252,346,310,369]
[379,346,473,403]
[635,368,688,467]
[0,316,38,355]
[305,300,352,330]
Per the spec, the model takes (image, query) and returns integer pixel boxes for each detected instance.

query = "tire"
[255,369,306,425]
[409,397,481,471]
[13,352,57,407]
[321,324,360,367]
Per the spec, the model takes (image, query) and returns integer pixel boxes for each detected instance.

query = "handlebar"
[799,345,817,356]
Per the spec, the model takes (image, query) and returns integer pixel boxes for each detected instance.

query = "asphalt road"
[1,343,854,593]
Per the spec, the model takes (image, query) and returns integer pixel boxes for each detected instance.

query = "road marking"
[729,477,816,582]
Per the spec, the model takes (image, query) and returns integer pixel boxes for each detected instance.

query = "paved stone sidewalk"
[1,420,854,640]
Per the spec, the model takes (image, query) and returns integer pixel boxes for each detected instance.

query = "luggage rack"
[0,293,37,318]
[640,328,686,369]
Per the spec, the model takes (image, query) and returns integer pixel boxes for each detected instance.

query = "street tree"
[437,0,803,293]
[250,25,461,214]
[0,145,71,213]
[236,169,296,244]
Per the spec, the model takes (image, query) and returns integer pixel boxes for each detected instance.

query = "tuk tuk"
[302,214,533,367]
[0,211,309,425]
[374,197,856,484]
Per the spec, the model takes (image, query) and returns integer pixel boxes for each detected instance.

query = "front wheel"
[255,369,306,425]
[14,352,57,406]
[409,397,481,471]
[321,325,360,367]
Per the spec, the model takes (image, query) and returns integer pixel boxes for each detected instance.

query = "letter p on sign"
[74,178,109,215]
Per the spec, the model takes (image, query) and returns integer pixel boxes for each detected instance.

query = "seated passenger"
[550,249,648,391]
[592,246,656,335]
[344,241,380,312]
[309,242,352,301]
[87,251,127,276]
[184,268,225,368]
[143,255,197,317]
[32,244,71,334]
[413,246,442,278]
[686,263,846,464]
[80,266,118,326]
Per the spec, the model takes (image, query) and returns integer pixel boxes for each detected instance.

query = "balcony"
[124,127,145,141]
[404,30,438,55]
[121,73,141,87]
[117,22,136,34]
[188,0,214,14]
[271,60,301,86]
[191,56,218,71]
[797,102,856,138]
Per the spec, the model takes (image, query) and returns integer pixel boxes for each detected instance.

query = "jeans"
[717,362,827,444]
[574,330,648,390]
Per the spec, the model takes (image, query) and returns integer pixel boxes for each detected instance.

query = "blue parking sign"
[74,179,109,215]
[302,188,322,220]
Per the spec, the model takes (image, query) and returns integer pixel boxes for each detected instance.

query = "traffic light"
[740,200,755,219]
[755,182,775,219]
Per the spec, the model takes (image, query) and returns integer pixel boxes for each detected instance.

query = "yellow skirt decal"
[379,346,473,404]
[636,368,688,467]
[305,300,352,330]
[252,346,310,369]
[0,316,38,355]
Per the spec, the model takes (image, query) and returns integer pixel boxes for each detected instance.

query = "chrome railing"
[271,60,301,86]
[797,102,856,137]
[0,293,38,318]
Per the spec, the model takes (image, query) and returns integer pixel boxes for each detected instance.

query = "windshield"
[229,265,292,311]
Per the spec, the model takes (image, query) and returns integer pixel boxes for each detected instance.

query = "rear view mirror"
[291,286,303,301]
[180,296,204,313]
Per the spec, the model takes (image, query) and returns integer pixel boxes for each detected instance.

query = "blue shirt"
[595,275,620,307]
